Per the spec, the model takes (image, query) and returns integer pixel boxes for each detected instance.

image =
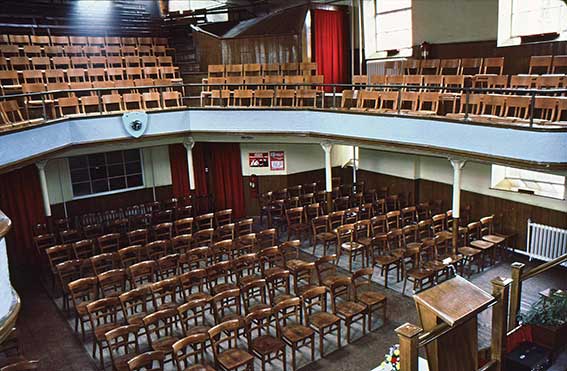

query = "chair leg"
[282,349,287,371]
[402,276,408,296]
[368,307,372,331]
[291,345,296,371]
[337,323,341,349]
[348,253,352,272]
[311,334,315,361]
[319,332,324,357]
[346,319,351,343]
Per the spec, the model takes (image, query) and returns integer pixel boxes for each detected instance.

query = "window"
[498,0,567,46]
[491,165,565,200]
[69,149,144,198]
[375,0,412,51]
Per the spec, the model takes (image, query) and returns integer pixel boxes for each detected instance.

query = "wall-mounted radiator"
[526,219,567,266]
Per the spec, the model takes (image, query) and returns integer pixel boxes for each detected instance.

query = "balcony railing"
[1,82,567,135]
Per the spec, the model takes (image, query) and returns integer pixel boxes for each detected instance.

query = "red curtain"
[0,165,46,267]
[168,143,208,198]
[209,143,246,218]
[314,9,347,92]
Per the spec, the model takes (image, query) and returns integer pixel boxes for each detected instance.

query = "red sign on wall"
[269,151,285,171]
[248,152,268,167]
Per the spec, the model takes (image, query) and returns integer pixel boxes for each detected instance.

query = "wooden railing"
[395,277,511,371]
[508,253,567,332]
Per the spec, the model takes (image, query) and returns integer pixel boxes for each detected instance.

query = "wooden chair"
[439,58,461,75]
[177,298,212,339]
[370,233,401,288]
[459,58,482,75]
[68,277,99,339]
[278,240,308,292]
[208,319,254,371]
[178,268,212,303]
[123,93,143,111]
[351,268,387,331]
[172,334,215,371]
[301,286,341,357]
[273,298,315,371]
[311,215,336,255]
[420,59,440,75]
[128,351,165,371]
[482,57,504,74]
[286,207,309,242]
[87,297,122,368]
[262,63,279,76]
[146,241,168,260]
[119,287,151,329]
[336,224,365,272]
[128,261,157,289]
[329,277,366,343]
[56,259,83,312]
[253,89,274,107]
[529,55,552,74]
[105,325,142,371]
[143,308,183,364]
[276,89,295,106]
[245,308,287,371]
[151,277,181,311]
[551,55,567,74]
[402,59,420,75]
[90,253,116,275]
[502,96,529,122]
[102,93,123,112]
[98,268,128,298]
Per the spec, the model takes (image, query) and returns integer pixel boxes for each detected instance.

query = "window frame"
[374,0,413,54]
[68,149,145,200]
[498,0,567,47]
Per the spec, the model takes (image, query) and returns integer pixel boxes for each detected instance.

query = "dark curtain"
[168,143,208,198]
[314,9,347,92]
[209,143,246,218]
[0,165,46,267]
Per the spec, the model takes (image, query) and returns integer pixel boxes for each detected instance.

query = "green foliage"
[519,291,567,327]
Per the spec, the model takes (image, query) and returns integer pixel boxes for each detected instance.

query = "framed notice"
[269,151,285,171]
[249,152,268,167]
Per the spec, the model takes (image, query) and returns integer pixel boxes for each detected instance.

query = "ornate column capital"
[320,141,333,153]
[35,160,48,171]
[183,137,195,150]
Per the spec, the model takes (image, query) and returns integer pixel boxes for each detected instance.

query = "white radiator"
[526,219,567,265]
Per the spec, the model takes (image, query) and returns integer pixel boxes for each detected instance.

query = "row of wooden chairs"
[0,35,168,48]
[0,56,175,71]
[208,62,318,78]
[352,74,567,91]
[205,88,323,108]
[400,55,567,75]
[0,44,169,59]
[203,74,324,89]
[340,90,567,125]
[0,90,183,130]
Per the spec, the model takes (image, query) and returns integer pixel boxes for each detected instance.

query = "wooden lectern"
[414,276,496,371]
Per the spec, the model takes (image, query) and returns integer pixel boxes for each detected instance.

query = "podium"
[414,276,496,371]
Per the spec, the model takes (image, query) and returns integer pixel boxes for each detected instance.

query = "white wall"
[359,148,567,213]
[0,236,14,324]
[412,0,498,45]
[45,145,172,204]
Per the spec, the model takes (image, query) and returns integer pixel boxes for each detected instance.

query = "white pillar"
[320,142,333,192]
[450,159,466,218]
[183,137,196,191]
[352,145,357,186]
[36,160,51,217]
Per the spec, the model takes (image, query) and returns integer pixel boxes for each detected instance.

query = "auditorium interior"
[0,0,566,370]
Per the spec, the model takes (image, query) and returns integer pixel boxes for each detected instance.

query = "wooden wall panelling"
[221,34,302,64]
[193,31,223,72]
[50,185,173,220]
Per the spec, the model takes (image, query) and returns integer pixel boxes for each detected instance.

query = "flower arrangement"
[379,344,401,371]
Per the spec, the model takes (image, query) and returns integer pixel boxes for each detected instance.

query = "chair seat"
[297,284,318,296]
[358,291,386,306]
[458,246,481,256]
[282,324,314,342]
[437,254,464,264]
[252,335,285,355]
[374,254,399,265]
[470,240,494,250]
[424,261,447,272]
[240,274,261,286]
[289,223,310,231]
[336,301,366,318]
[273,294,294,305]
[435,231,453,239]
[264,266,285,278]
[151,335,179,352]
[483,235,506,244]
[406,267,434,280]
[341,242,364,251]
[357,237,372,246]
[316,232,336,241]
[286,259,306,271]
[217,348,254,370]
[187,364,216,371]
[185,325,211,336]
[309,311,340,329]
[391,248,405,258]
[322,274,345,287]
